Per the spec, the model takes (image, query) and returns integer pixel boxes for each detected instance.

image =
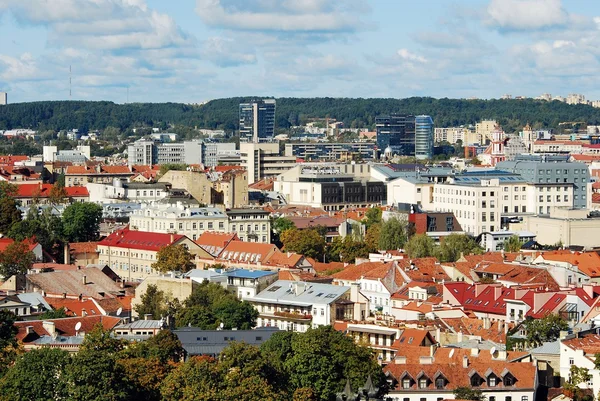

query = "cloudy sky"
[0,0,598,103]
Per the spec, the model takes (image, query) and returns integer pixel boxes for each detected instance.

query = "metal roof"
[248,280,350,307]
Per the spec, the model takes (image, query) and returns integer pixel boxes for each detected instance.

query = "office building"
[239,99,276,143]
[127,138,234,167]
[274,164,386,211]
[415,115,434,160]
[375,114,415,157]
[240,142,296,184]
[0,92,6,105]
[496,154,590,210]
[284,142,376,161]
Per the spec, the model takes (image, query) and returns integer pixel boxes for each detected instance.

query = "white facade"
[0,92,6,105]
[560,337,598,397]
[240,142,296,184]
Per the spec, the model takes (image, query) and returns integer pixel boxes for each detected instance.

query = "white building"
[240,142,296,184]
[248,280,360,333]
[560,334,599,397]
[0,92,6,105]
[479,231,536,252]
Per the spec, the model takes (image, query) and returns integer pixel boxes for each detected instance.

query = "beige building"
[97,227,211,281]
[64,165,133,187]
[159,170,214,205]
[476,120,498,142]
[131,276,198,318]
[212,169,248,208]
[511,207,600,248]
[240,142,296,184]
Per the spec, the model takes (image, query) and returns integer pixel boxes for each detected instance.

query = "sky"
[0,0,599,104]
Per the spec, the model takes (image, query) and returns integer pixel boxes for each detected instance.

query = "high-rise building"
[415,115,434,160]
[240,142,296,184]
[127,138,234,167]
[0,92,6,105]
[375,114,415,157]
[239,99,276,143]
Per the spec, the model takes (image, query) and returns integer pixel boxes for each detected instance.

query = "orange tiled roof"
[69,242,100,255]
[397,257,450,283]
[66,165,132,175]
[218,241,279,263]
[265,251,304,268]
[332,261,395,281]
[563,334,600,357]
[45,298,102,317]
[15,315,120,343]
[539,251,600,278]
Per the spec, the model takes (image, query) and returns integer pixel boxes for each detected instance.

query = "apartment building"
[284,142,376,161]
[64,165,133,187]
[226,208,271,243]
[240,142,296,184]
[127,138,235,167]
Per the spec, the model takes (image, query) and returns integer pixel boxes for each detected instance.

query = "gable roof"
[27,266,124,299]
[69,242,100,255]
[14,315,121,343]
[98,227,186,252]
[0,238,39,253]
[45,298,104,317]
[195,231,239,257]
[538,251,600,278]
[397,258,450,283]
[218,241,279,264]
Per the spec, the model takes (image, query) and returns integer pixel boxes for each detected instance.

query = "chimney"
[471,348,480,357]
[170,234,174,243]
[457,331,463,343]
[82,275,87,285]
[64,243,70,265]
[144,314,152,321]
[42,321,56,338]
[462,355,469,368]
[483,317,491,330]
[419,356,433,365]
[395,356,407,364]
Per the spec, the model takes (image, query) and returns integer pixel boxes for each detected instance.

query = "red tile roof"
[0,238,39,253]
[265,251,304,268]
[98,227,185,252]
[0,155,28,165]
[195,232,239,256]
[218,241,279,264]
[69,242,100,255]
[14,183,88,198]
[14,315,121,343]
[45,298,103,317]
[563,334,600,357]
[439,317,513,343]
[538,251,600,278]
[66,165,132,175]
[397,257,450,283]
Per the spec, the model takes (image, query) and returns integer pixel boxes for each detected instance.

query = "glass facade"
[415,115,434,160]
[375,114,416,157]
[239,99,276,143]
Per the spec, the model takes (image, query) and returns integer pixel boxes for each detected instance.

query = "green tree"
[117,357,171,401]
[364,207,382,229]
[405,234,437,259]
[437,233,483,262]
[134,284,169,320]
[282,326,384,401]
[159,164,188,177]
[8,207,65,263]
[378,218,406,251]
[564,365,592,401]
[61,202,103,242]
[364,222,381,252]
[523,314,569,347]
[0,182,22,235]
[0,347,71,400]
[471,157,482,165]
[504,235,522,252]
[0,240,35,279]
[0,310,18,377]
[152,244,195,274]
[49,182,69,204]
[40,307,69,319]
[281,228,326,260]
[327,236,370,264]
[453,387,486,401]
[272,217,295,234]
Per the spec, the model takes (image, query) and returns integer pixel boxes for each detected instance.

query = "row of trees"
[3,97,600,133]
[275,208,486,265]
[0,314,384,401]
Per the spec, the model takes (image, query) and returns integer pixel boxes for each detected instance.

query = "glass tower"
[375,114,416,157]
[239,99,276,143]
[415,115,434,160]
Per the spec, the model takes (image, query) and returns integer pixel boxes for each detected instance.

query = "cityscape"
[3,1,600,401]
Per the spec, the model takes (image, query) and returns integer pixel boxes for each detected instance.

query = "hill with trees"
[2,97,600,133]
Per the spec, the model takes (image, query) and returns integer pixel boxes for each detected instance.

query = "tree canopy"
[405,234,437,259]
[61,202,103,242]
[523,314,569,347]
[281,228,326,261]
[437,234,483,262]
[152,244,196,274]
[378,218,407,251]
[0,240,35,279]
[504,235,522,252]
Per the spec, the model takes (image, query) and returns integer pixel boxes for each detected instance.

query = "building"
[240,142,296,184]
[497,154,590,210]
[129,203,229,241]
[275,164,386,211]
[239,99,276,143]
[408,211,464,240]
[15,183,89,205]
[86,182,172,204]
[113,318,164,339]
[479,231,536,252]
[202,142,237,167]
[97,227,209,280]
[284,142,376,161]
[127,138,207,166]
[415,115,434,160]
[376,114,416,157]
[476,120,498,142]
[248,280,358,333]
[175,327,280,358]
[434,127,470,144]
[226,208,271,243]
[158,170,215,205]
[131,276,197,317]
[0,92,6,105]
[64,165,133,187]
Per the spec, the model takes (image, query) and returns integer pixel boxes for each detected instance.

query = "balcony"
[272,311,313,321]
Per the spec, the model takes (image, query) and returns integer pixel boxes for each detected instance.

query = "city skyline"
[1,0,600,103]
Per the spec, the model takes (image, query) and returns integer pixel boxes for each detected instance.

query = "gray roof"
[26,266,123,299]
[530,340,561,356]
[174,327,280,356]
[248,280,350,307]
[115,319,163,330]
[16,292,52,310]
[446,339,505,351]
[226,208,270,215]
[186,269,226,282]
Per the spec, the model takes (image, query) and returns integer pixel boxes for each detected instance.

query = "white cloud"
[397,49,427,63]
[487,0,568,30]
[0,53,45,81]
[202,37,257,67]
[195,0,366,33]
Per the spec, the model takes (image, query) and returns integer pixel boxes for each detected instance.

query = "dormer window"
[435,377,445,389]
[419,378,428,389]
[402,378,411,389]
[488,376,497,387]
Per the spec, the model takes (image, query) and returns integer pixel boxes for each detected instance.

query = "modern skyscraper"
[415,115,434,160]
[239,99,276,143]
[0,92,7,105]
[375,114,415,157]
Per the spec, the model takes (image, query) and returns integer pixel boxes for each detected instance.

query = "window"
[489,376,496,386]
[521,397,528,401]
[569,358,574,365]
[419,379,427,389]
[490,397,496,401]
[402,379,410,389]
[435,378,445,389]
[505,397,512,401]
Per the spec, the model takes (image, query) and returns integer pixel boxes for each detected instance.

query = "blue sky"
[0,0,599,103]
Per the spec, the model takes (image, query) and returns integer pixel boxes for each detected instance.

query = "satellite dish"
[490,346,498,357]
[448,349,455,358]
[219,322,224,329]
[75,322,82,331]
[116,307,123,317]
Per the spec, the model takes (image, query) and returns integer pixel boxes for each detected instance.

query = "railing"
[273,311,313,320]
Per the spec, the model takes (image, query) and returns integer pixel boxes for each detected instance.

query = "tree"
[0,310,18,377]
[453,387,486,401]
[134,284,169,320]
[281,228,326,260]
[504,235,522,252]
[117,357,171,401]
[405,234,437,259]
[564,365,592,401]
[378,218,406,251]
[364,207,382,229]
[61,202,103,242]
[8,207,65,263]
[272,217,295,234]
[523,314,569,347]
[471,157,482,165]
[327,236,370,264]
[437,234,483,262]
[152,244,195,274]
[40,307,69,319]
[49,182,68,204]
[0,182,22,236]
[281,326,384,401]
[365,222,381,252]
[0,240,35,279]
[159,164,188,177]
[0,347,71,400]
